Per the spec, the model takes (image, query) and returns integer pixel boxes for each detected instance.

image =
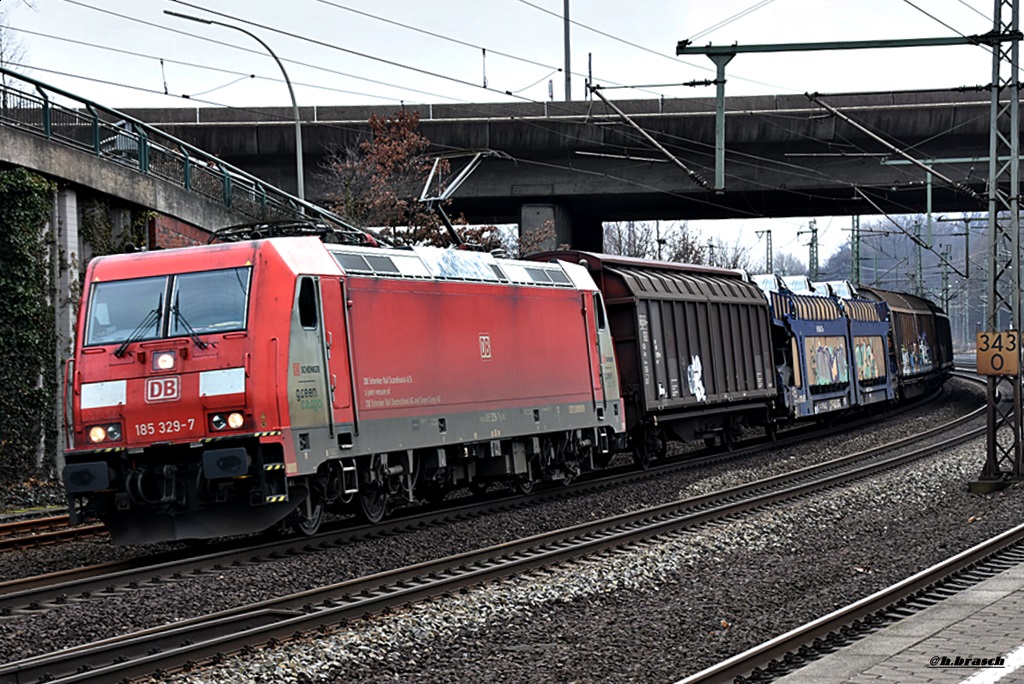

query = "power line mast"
[756,229,772,272]
[850,215,861,284]
[941,244,951,312]
[799,220,818,280]
[914,218,925,296]
[974,0,1023,490]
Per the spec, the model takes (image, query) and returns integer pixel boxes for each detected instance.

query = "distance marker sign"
[977,331,1020,376]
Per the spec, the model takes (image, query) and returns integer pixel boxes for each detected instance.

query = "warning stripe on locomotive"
[203,430,283,443]
[67,430,284,455]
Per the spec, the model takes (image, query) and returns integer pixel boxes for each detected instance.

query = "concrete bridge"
[126,89,997,248]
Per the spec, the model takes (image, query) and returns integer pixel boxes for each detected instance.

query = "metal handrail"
[0,66,367,238]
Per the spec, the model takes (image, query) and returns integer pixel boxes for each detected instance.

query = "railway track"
[0,386,985,683]
[0,514,104,551]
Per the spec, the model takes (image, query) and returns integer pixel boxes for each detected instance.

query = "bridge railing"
[0,67,365,237]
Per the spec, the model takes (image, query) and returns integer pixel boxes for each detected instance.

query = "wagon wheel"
[357,455,389,524]
[359,484,388,524]
[633,426,660,470]
[765,420,779,442]
[512,475,535,495]
[293,494,324,536]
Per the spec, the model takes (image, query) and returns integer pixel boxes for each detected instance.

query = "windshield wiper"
[113,294,162,358]
[171,293,209,350]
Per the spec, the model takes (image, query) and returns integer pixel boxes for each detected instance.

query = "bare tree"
[662,222,706,264]
[705,235,753,271]
[772,252,807,276]
[604,220,706,264]
[0,7,28,97]
[603,220,657,259]
[320,110,503,250]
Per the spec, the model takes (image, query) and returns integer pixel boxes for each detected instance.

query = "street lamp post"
[165,10,305,201]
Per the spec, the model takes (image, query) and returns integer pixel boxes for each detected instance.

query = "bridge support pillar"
[519,204,604,251]
[51,187,80,473]
[520,203,571,251]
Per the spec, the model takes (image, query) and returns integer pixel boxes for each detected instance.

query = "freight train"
[61,236,952,544]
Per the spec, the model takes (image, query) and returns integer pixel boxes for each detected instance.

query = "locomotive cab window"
[85,276,167,346]
[297,277,319,329]
[169,267,250,336]
[83,267,251,348]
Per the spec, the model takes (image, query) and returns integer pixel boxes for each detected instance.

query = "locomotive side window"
[169,267,250,336]
[334,253,371,273]
[85,276,167,346]
[298,277,319,329]
[593,292,608,330]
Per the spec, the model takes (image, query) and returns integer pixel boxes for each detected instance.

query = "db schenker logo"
[145,376,181,403]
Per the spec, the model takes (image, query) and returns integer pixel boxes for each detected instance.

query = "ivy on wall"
[80,198,153,262]
[0,168,57,481]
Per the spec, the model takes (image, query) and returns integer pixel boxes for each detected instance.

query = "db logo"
[479,334,492,360]
[145,376,181,403]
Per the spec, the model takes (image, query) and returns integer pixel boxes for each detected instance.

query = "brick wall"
[149,215,209,249]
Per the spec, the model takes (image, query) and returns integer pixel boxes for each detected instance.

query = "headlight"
[152,350,176,371]
[87,423,123,444]
[210,411,245,432]
[88,426,107,443]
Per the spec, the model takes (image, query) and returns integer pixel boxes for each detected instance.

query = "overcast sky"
[1,0,1002,266]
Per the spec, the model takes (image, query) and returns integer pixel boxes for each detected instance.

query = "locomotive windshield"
[85,267,251,347]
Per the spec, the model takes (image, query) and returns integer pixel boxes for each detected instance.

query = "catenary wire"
[7,25,418,104]
[687,0,779,43]
[55,1,472,105]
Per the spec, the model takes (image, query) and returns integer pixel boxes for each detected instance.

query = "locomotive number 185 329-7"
[134,419,196,437]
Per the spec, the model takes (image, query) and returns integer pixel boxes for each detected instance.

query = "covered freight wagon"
[858,285,953,399]
[532,252,777,459]
[753,279,855,421]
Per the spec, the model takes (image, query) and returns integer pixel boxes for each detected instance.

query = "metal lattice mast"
[851,215,861,284]
[800,220,819,281]
[914,218,925,296]
[978,0,1023,484]
[756,229,773,272]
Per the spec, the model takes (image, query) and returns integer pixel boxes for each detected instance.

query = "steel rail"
[0,515,104,551]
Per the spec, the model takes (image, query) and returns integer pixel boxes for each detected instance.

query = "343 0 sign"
[977,331,1020,376]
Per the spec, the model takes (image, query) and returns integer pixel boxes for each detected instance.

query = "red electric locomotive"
[62,237,624,544]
